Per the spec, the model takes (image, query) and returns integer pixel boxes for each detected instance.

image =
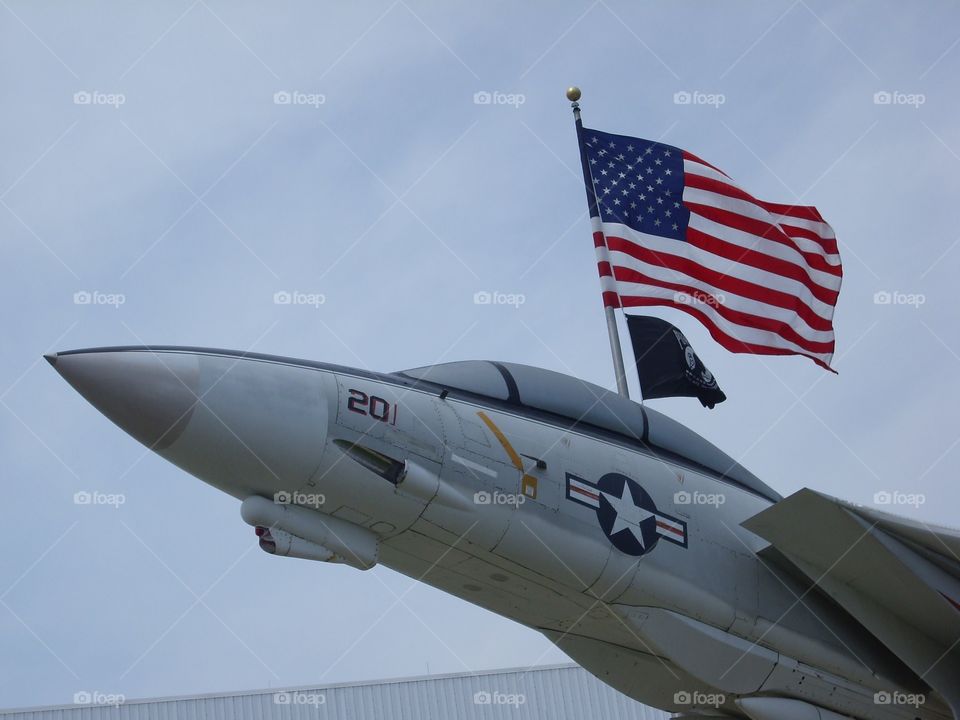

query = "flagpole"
[568,86,630,399]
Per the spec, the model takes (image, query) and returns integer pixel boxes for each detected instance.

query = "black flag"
[626,315,726,408]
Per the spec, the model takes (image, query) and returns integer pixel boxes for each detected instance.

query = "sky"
[2,0,960,710]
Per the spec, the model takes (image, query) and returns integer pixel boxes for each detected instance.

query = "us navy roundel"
[566,472,688,555]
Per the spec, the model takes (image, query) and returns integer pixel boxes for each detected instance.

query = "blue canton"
[582,128,690,242]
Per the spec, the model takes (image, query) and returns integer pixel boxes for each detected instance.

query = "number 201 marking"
[347,389,398,424]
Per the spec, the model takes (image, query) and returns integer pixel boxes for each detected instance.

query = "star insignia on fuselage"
[601,482,657,549]
[566,472,688,556]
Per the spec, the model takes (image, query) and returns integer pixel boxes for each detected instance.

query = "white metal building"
[1,664,669,720]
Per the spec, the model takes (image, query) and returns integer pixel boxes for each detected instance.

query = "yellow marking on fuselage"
[476,410,538,499]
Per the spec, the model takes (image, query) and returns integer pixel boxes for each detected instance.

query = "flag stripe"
[684,171,831,228]
[619,294,834,370]
[609,252,836,341]
[682,151,730,178]
[605,227,837,326]
[610,257,836,342]
[682,158,839,253]
[683,177,841,259]
[684,200,843,280]
[685,223,840,299]
[777,222,840,255]
[687,213,842,287]
[613,268,835,352]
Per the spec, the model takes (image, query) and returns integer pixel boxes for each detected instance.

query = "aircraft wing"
[743,488,960,716]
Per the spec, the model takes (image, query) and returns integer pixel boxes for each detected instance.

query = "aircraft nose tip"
[49,349,201,450]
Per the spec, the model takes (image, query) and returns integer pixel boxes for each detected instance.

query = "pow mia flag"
[626,315,726,408]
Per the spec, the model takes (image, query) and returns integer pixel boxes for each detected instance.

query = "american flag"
[580,127,842,370]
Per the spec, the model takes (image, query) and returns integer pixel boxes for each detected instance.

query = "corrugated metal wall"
[1,664,669,720]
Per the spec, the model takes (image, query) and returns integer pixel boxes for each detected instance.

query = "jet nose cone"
[48,349,200,450]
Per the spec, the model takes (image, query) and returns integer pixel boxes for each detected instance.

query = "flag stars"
[583,131,686,241]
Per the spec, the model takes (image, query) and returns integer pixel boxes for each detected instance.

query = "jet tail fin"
[743,488,960,717]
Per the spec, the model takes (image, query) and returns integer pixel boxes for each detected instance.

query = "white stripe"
[612,280,833,364]
[601,221,838,323]
[686,212,843,290]
[682,187,841,263]
[682,158,837,241]
[656,516,684,533]
[769,213,836,241]
[682,158,731,183]
[569,481,600,508]
[609,255,836,344]
[451,454,497,478]
[656,524,685,539]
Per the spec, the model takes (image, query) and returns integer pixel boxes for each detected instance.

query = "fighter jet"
[47,346,960,720]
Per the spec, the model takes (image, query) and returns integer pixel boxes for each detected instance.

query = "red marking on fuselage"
[656,520,684,538]
[571,486,599,501]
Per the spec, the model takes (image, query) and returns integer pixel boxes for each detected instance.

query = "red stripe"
[684,175,841,260]
[760,200,826,224]
[597,261,613,277]
[593,231,607,248]
[686,202,843,284]
[684,173,771,213]
[684,173,829,227]
[685,225,841,299]
[682,150,729,178]
[779,222,840,256]
[606,235,836,330]
[656,520,684,537]
[619,296,836,371]
[613,266,835,354]
[572,486,600,501]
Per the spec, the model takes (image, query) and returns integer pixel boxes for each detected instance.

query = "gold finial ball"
[566,86,582,102]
